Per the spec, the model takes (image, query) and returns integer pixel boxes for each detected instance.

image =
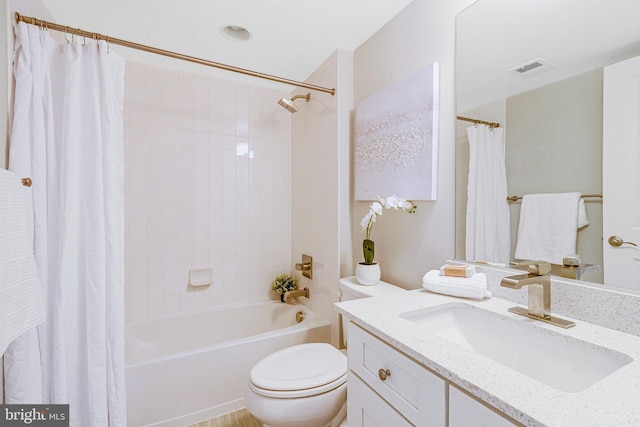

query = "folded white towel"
[0,169,45,356]
[422,270,492,300]
[514,192,586,265]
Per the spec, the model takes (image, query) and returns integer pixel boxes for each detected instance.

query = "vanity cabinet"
[347,323,519,427]
[347,323,446,426]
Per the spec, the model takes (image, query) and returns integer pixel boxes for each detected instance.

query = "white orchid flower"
[361,195,416,242]
[403,200,416,213]
[387,196,400,209]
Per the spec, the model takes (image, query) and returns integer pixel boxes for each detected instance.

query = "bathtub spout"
[284,287,310,303]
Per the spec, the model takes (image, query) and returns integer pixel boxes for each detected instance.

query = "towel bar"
[507,193,602,202]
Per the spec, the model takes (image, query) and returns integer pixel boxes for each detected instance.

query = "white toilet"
[245,276,405,427]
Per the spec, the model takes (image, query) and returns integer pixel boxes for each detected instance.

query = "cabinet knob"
[378,368,391,381]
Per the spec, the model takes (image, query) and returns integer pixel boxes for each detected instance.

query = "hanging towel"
[0,169,45,356]
[514,192,587,265]
[577,198,589,228]
[422,270,492,300]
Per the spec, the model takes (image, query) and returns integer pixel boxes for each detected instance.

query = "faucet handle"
[510,260,551,276]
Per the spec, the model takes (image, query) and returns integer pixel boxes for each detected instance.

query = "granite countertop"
[335,289,640,427]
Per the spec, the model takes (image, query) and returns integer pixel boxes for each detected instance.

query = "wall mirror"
[455,0,640,291]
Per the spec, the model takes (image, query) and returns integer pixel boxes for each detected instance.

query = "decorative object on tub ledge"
[357,195,417,285]
[271,274,297,302]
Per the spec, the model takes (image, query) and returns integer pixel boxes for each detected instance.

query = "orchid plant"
[360,195,417,265]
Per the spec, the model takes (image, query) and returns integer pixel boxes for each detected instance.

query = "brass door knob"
[608,235,638,247]
[378,368,391,381]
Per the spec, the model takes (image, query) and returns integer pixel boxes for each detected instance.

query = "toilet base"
[262,401,345,427]
[246,382,346,427]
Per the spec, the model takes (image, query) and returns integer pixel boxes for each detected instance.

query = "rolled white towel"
[422,270,492,300]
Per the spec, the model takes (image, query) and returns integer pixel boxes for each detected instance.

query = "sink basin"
[400,303,632,392]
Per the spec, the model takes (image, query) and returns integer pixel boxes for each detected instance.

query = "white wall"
[124,62,293,321]
[352,0,476,289]
[291,49,353,347]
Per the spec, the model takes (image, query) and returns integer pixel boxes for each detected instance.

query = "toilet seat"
[249,343,347,398]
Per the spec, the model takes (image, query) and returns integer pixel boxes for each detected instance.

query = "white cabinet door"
[603,54,640,290]
[449,385,518,427]
[347,323,446,426]
[348,372,413,427]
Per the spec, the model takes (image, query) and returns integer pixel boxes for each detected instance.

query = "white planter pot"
[355,263,381,286]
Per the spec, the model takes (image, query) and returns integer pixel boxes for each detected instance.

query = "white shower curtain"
[465,125,510,264]
[6,22,126,426]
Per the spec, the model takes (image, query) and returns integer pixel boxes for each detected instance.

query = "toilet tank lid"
[250,343,347,391]
[339,276,405,298]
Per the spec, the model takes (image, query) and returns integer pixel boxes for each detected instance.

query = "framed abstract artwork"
[355,63,439,201]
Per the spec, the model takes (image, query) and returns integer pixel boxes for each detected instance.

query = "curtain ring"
[64,26,71,43]
[74,28,85,46]
[106,36,110,54]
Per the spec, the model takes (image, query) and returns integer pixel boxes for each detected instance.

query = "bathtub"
[125,301,330,427]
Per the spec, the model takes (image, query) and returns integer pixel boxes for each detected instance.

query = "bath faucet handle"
[510,260,551,276]
[295,254,313,279]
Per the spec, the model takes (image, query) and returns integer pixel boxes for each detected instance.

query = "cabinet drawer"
[348,372,412,427]
[347,323,446,427]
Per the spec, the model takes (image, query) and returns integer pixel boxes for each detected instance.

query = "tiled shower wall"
[123,62,292,322]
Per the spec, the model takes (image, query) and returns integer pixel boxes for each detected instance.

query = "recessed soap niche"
[189,268,213,287]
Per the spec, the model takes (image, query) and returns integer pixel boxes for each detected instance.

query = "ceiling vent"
[509,58,554,76]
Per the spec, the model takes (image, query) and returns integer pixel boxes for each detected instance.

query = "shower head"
[278,93,311,113]
[278,97,299,113]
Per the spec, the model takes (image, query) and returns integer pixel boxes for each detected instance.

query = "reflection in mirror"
[455,0,640,289]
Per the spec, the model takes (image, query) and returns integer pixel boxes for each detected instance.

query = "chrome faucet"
[283,287,310,303]
[501,261,575,328]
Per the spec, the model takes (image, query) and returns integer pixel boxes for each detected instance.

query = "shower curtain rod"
[15,12,336,96]
[457,116,500,128]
